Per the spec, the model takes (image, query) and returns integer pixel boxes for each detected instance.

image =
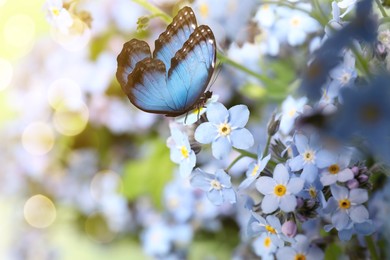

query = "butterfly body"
[116,6,216,117]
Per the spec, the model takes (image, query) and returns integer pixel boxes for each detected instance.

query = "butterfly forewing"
[126,58,177,113]
[153,6,197,70]
[116,39,151,90]
[167,25,216,111]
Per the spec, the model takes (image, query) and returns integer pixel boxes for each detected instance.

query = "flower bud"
[282,220,297,238]
[347,178,359,189]
[351,166,359,176]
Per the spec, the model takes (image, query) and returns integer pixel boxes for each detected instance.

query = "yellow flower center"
[340,72,351,85]
[180,145,189,159]
[251,165,259,177]
[51,7,60,16]
[294,254,306,260]
[288,108,297,117]
[328,164,340,175]
[265,225,276,234]
[291,17,301,27]
[218,123,231,137]
[339,198,351,209]
[210,179,222,190]
[199,3,209,18]
[263,236,272,248]
[261,4,270,11]
[303,149,315,164]
[309,186,317,198]
[274,184,286,197]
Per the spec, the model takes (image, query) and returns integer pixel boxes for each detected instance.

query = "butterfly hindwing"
[153,6,197,70]
[116,39,151,90]
[167,25,216,111]
[126,58,178,113]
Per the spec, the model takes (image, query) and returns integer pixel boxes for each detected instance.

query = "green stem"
[365,235,379,260]
[375,0,388,18]
[262,132,272,157]
[217,53,265,82]
[311,0,329,26]
[380,17,390,24]
[351,45,370,77]
[261,1,312,15]
[226,154,245,172]
[132,0,171,23]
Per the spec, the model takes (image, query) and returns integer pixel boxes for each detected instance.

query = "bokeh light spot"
[3,14,35,55]
[0,0,7,7]
[51,19,91,52]
[0,58,13,91]
[24,195,57,228]
[22,121,55,155]
[47,78,82,109]
[85,212,116,243]
[90,170,123,201]
[53,100,89,136]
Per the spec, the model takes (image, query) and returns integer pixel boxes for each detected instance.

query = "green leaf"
[121,138,174,208]
[325,242,344,260]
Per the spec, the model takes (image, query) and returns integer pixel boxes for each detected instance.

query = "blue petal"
[215,169,232,188]
[228,105,249,128]
[330,184,349,200]
[289,156,304,171]
[208,189,223,205]
[287,177,304,194]
[273,163,290,184]
[261,195,279,213]
[190,168,212,191]
[206,102,228,124]
[194,122,217,144]
[316,150,335,168]
[349,205,369,223]
[332,210,350,230]
[256,176,276,195]
[294,134,309,154]
[222,188,237,204]
[230,128,254,149]
[212,137,231,159]
[349,188,368,204]
[301,164,318,183]
[280,195,297,212]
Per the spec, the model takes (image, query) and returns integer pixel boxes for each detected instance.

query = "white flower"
[43,0,73,34]
[279,96,307,134]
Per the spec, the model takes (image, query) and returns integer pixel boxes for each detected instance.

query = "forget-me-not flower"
[320,153,354,186]
[194,102,254,160]
[249,212,291,247]
[238,153,271,191]
[251,232,277,260]
[256,163,304,213]
[289,134,334,183]
[279,96,308,135]
[190,168,236,206]
[276,234,324,260]
[324,184,369,231]
[167,125,196,177]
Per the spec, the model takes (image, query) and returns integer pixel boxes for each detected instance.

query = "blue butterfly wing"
[153,6,197,70]
[125,58,179,114]
[116,39,151,92]
[167,25,216,112]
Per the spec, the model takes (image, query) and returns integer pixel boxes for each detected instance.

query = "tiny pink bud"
[358,174,369,182]
[296,197,304,208]
[347,179,359,189]
[351,166,359,176]
[282,220,297,238]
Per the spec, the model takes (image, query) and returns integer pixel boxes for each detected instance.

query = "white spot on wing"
[208,39,214,44]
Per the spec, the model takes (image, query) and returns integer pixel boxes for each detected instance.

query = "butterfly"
[116,6,217,117]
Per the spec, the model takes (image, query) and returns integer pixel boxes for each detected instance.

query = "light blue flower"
[248,212,290,247]
[163,179,195,223]
[141,221,172,256]
[320,153,354,186]
[256,163,304,213]
[194,102,254,160]
[190,168,236,206]
[167,125,196,177]
[276,234,324,260]
[238,153,271,191]
[252,232,277,260]
[323,184,369,231]
[279,96,308,135]
[289,134,334,183]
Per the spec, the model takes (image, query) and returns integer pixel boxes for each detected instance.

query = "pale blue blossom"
[190,168,236,206]
[256,163,304,213]
[276,234,324,260]
[252,232,277,259]
[279,96,308,134]
[167,125,196,177]
[324,184,369,231]
[195,102,254,160]
[289,134,334,183]
[43,0,73,34]
[320,153,354,186]
[238,153,271,191]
